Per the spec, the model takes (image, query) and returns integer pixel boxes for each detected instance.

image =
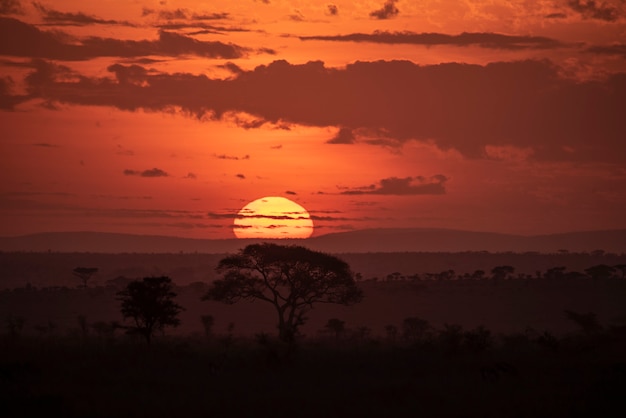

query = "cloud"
[208,212,309,221]
[214,153,250,160]
[285,190,297,195]
[289,10,305,21]
[235,173,246,179]
[32,3,131,26]
[327,127,356,144]
[587,43,626,58]
[370,0,399,20]
[299,31,565,50]
[0,75,26,109]
[566,0,624,22]
[32,142,59,147]
[123,168,169,177]
[340,175,448,196]
[115,144,134,156]
[545,12,568,19]
[150,8,229,21]
[157,8,188,20]
[0,17,253,60]
[327,4,338,16]
[0,0,23,15]
[184,172,197,179]
[21,58,626,163]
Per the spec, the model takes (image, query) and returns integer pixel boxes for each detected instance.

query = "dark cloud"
[219,62,244,74]
[152,8,229,21]
[0,0,23,15]
[0,17,252,60]
[285,190,297,195]
[123,168,169,177]
[210,208,370,223]
[192,13,230,21]
[341,175,448,196]
[214,153,250,160]
[157,9,188,20]
[21,58,626,163]
[289,10,305,22]
[184,172,197,179]
[32,142,59,147]
[327,4,338,16]
[0,76,27,109]
[300,31,564,50]
[208,212,309,221]
[156,22,249,34]
[567,0,624,22]
[587,43,626,58]
[115,144,134,156]
[545,12,568,19]
[370,0,399,20]
[327,127,355,144]
[235,173,246,179]
[32,3,131,26]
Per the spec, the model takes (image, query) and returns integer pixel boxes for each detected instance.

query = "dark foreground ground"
[2,328,626,418]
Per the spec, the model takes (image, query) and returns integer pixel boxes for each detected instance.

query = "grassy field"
[2,326,625,418]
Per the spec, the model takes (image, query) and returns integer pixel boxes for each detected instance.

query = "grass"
[1,327,625,418]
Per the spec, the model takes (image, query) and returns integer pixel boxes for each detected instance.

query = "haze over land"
[1,228,625,254]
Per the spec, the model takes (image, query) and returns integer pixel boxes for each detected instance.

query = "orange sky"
[1,0,625,239]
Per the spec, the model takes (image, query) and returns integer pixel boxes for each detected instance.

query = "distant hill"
[0,228,625,253]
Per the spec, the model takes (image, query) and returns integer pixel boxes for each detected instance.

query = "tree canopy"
[117,276,183,343]
[203,243,363,342]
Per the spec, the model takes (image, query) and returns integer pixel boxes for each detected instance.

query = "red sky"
[1,0,625,239]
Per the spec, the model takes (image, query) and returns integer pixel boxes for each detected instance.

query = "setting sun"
[233,196,314,239]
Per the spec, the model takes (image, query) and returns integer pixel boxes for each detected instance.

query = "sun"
[233,196,314,239]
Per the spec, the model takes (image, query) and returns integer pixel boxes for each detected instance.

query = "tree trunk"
[277,309,296,343]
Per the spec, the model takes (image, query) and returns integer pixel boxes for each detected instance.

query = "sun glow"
[233,196,314,239]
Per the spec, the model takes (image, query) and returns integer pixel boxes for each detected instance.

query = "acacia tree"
[73,267,98,288]
[117,276,183,343]
[203,243,363,342]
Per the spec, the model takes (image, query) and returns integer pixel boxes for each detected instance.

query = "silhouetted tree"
[117,276,183,343]
[73,267,98,288]
[564,310,603,335]
[464,326,492,352]
[471,270,485,280]
[203,243,363,343]
[491,265,515,280]
[325,318,346,339]
[402,316,430,342]
[200,315,215,339]
[77,315,89,339]
[91,321,120,339]
[5,315,25,338]
[544,266,566,280]
[613,264,626,279]
[385,324,398,342]
[585,264,616,280]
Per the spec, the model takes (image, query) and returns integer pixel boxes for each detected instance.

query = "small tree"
[585,264,616,280]
[491,265,515,281]
[73,267,98,288]
[203,243,363,343]
[402,316,430,342]
[325,318,346,340]
[117,276,184,343]
[200,315,215,339]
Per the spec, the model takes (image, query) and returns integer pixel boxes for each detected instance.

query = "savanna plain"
[1,250,626,417]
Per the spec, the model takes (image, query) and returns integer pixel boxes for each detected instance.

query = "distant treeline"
[1,251,625,289]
